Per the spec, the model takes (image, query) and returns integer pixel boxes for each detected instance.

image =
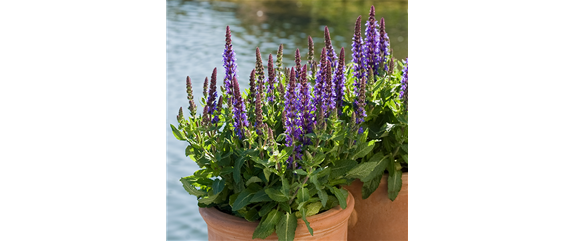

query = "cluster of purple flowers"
[222,26,238,97]
[266,54,276,102]
[400,58,408,111]
[232,75,249,139]
[364,6,381,76]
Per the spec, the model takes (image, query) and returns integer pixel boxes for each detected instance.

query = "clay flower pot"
[345,172,408,241]
[198,189,355,240]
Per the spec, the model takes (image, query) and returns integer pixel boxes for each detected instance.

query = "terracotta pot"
[199,189,355,240]
[345,172,408,241]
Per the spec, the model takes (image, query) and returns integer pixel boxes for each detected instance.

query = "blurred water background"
[166,0,407,239]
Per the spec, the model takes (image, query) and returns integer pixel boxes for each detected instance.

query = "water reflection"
[166,0,407,240]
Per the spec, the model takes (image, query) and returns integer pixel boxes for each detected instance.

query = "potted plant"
[171,25,375,241]
[341,6,409,241]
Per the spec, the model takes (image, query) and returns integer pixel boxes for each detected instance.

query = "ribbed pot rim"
[199,188,355,237]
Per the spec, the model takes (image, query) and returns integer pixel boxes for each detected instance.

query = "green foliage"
[170,6,408,241]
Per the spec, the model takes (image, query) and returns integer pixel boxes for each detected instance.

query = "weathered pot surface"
[345,172,408,241]
[199,189,355,240]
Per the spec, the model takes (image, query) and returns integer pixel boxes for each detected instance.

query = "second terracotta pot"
[345,172,408,241]
[199,189,355,240]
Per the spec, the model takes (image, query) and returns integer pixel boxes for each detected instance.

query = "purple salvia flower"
[379,18,390,73]
[400,58,408,111]
[201,104,210,126]
[206,68,218,115]
[308,36,316,77]
[355,76,367,125]
[277,80,285,103]
[299,65,313,140]
[186,76,197,116]
[364,6,381,76]
[295,48,302,83]
[248,69,256,107]
[212,96,223,123]
[324,26,338,69]
[313,48,327,114]
[323,59,335,116]
[267,54,276,102]
[222,26,237,97]
[202,77,208,98]
[284,67,298,147]
[255,47,265,96]
[334,47,346,111]
[255,91,263,135]
[352,16,367,94]
[177,106,184,124]
[275,44,283,76]
[232,75,248,139]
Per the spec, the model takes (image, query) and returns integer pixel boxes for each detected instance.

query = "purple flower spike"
[232,75,248,139]
[276,44,284,75]
[352,16,367,94]
[284,67,299,147]
[295,48,302,83]
[355,76,367,125]
[299,65,313,138]
[334,47,346,111]
[255,47,265,96]
[223,26,238,97]
[313,48,327,114]
[248,69,256,106]
[186,76,197,116]
[365,6,381,76]
[255,91,263,135]
[379,17,390,73]
[307,36,316,76]
[400,58,408,111]
[324,26,338,69]
[206,68,218,115]
[323,60,335,115]
[267,54,276,102]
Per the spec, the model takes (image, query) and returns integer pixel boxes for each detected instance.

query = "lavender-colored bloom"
[307,36,316,77]
[333,47,346,111]
[255,91,263,135]
[206,68,218,115]
[222,26,238,97]
[277,80,285,103]
[275,44,283,76]
[177,106,184,124]
[248,69,256,107]
[400,58,408,111]
[299,65,313,138]
[379,18,390,73]
[212,96,223,124]
[284,67,302,148]
[323,60,335,115]
[232,76,248,139]
[186,76,197,116]
[355,76,367,125]
[267,54,276,102]
[352,16,367,94]
[202,77,208,98]
[364,6,381,76]
[324,26,338,69]
[295,48,302,83]
[255,47,265,96]
[313,48,327,114]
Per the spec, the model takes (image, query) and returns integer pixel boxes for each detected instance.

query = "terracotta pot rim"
[199,188,355,227]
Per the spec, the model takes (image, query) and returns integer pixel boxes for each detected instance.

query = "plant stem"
[288,174,309,205]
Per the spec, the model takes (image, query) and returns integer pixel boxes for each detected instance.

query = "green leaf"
[233,157,245,184]
[388,169,403,201]
[402,154,408,163]
[244,207,260,222]
[401,144,408,153]
[301,207,313,236]
[232,189,255,211]
[276,212,297,241]
[362,172,383,199]
[212,179,224,195]
[297,187,310,203]
[329,159,357,179]
[306,202,323,217]
[245,176,262,186]
[294,169,307,175]
[351,140,376,160]
[361,153,389,183]
[180,178,207,197]
[251,189,273,202]
[198,191,220,205]
[312,153,326,166]
[265,188,289,202]
[170,124,185,141]
[258,202,276,217]
[281,177,290,197]
[346,162,379,180]
[310,175,328,207]
[263,168,272,183]
[253,209,282,239]
[328,186,347,209]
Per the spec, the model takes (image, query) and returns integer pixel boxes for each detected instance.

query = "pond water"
[166,0,407,239]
